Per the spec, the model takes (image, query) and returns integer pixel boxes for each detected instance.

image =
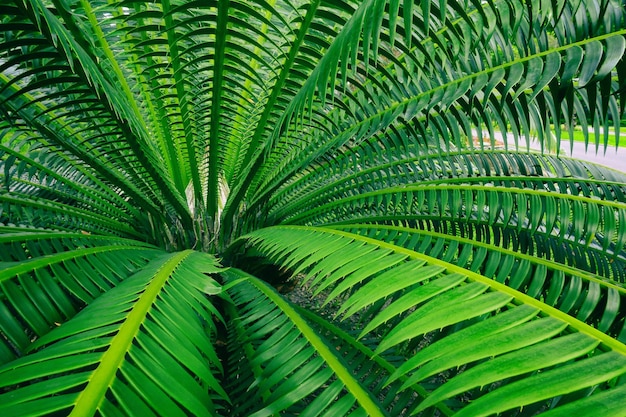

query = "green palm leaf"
[225,268,388,416]
[234,225,626,414]
[0,250,226,416]
[2,0,626,415]
[0,231,160,363]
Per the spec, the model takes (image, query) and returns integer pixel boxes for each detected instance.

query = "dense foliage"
[2,0,626,415]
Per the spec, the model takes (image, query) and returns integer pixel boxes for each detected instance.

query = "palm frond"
[234,225,626,414]
[0,250,226,416]
[0,229,161,364]
[2,0,626,414]
[0,0,194,237]
[242,1,626,227]
[223,267,449,416]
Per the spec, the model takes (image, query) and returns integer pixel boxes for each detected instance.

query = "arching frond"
[0,250,226,416]
[1,0,626,415]
[234,225,626,415]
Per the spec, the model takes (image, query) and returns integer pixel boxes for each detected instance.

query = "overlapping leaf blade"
[1,0,626,415]
[0,250,227,416]
[235,225,626,415]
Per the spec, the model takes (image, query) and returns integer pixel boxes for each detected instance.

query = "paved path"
[558,140,626,174]
[473,130,626,174]
[511,137,626,174]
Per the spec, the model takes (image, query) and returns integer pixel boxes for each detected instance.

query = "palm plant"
[2,0,626,415]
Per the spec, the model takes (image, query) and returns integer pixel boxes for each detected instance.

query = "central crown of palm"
[1,0,625,251]
[2,0,626,416]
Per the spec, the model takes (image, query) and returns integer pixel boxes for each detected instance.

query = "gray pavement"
[556,140,626,174]
[473,130,626,174]
[512,137,626,174]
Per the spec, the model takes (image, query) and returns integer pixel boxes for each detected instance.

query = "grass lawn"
[557,124,626,148]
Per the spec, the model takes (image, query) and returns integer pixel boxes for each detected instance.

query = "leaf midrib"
[330,223,626,296]
[0,245,160,284]
[262,226,626,355]
[69,249,193,417]
[240,271,387,417]
[285,182,626,225]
